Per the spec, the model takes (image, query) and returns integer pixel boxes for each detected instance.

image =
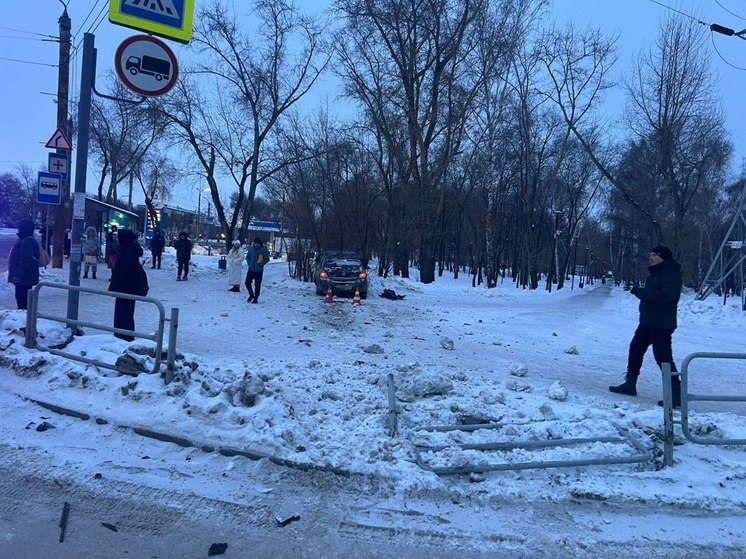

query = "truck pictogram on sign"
[126,54,171,81]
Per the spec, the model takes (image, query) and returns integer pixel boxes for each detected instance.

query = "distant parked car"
[314,251,368,297]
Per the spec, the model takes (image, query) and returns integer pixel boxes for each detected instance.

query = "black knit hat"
[117,229,137,245]
[253,237,263,245]
[650,245,673,260]
[16,219,35,238]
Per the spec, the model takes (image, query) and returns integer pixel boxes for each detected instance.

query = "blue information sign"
[37,172,62,205]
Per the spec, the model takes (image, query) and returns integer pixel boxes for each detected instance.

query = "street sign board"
[115,35,179,97]
[37,172,62,205]
[48,152,69,179]
[109,0,194,44]
[45,127,72,150]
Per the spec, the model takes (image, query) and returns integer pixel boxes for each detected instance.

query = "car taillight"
[358,272,367,280]
[320,271,329,279]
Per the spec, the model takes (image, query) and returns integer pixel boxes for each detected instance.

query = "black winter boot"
[609,373,638,396]
[83,272,88,279]
[92,271,96,279]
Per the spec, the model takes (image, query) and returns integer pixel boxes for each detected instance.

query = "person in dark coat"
[610,245,683,406]
[174,231,193,281]
[150,229,165,270]
[245,237,270,303]
[105,225,119,269]
[108,229,148,342]
[8,219,40,310]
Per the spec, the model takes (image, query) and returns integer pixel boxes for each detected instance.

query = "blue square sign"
[37,172,62,205]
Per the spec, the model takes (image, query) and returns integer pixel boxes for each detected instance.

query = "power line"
[0,25,55,39]
[0,35,53,42]
[710,34,746,71]
[72,0,104,45]
[0,56,57,68]
[715,0,746,21]
[647,0,709,27]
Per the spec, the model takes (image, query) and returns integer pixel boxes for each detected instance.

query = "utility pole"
[52,3,71,268]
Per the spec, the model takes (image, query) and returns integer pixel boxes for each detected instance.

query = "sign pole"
[67,33,95,322]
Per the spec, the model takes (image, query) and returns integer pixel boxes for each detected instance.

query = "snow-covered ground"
[2,227,746,556]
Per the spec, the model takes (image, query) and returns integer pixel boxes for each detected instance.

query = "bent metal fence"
[661,353,746,466]
[25,282,179,382]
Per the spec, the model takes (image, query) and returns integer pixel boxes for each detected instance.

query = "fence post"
[165,307,179,384]
[25,289,37,348]
[661,362,674,467]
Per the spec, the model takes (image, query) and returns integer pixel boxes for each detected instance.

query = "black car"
[314,251,368,297]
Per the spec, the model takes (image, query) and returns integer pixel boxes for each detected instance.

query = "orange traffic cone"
[324,284,334,304]
[352,287,362,305]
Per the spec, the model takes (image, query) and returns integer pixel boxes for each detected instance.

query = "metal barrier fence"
[661,353,746,466]
[25,282,179,382]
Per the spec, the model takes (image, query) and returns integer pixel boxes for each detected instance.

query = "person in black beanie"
[610,245,683,406]
[8,219,40,310]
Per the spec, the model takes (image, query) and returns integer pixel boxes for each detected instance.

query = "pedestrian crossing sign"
[109,0,194,44]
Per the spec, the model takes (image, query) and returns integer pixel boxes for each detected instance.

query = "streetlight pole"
[547,210,563,292]
[580,246,589,288]
[571,233,579,290]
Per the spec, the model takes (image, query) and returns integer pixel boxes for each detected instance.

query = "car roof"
[322,250,360,259]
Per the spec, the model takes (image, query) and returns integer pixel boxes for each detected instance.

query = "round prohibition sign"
[115,35,179,97]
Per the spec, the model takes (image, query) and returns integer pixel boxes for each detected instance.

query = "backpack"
[35,238,50,267]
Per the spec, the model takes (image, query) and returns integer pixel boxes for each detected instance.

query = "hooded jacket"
[633,257,682,329]
[109,229,148,296]
[83,226,100,257]
[246,242,270,273]
[8,219,40,286]
[150,231,165,254]
[174,232,192,263]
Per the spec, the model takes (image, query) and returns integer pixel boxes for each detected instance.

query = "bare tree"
[160,0,329,250]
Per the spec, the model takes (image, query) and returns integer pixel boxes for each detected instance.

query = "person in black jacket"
[108,229,148,342]
[150,229,165,269]
[610,245,683,406]
[8,219,40,310]
[174,231,193,281]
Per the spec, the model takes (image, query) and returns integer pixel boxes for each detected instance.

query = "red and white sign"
[115,35,179,97]
[45,127,72,150]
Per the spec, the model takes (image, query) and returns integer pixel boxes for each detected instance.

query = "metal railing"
[25,282,179,381]
[661,353,746,466]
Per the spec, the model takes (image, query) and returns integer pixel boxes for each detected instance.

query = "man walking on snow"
[245,237,270,303]
[609,245,683,407]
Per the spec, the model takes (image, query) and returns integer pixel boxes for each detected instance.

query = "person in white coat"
[227,240,244,292]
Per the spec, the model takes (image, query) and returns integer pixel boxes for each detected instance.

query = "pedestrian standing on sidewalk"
[245,237,270,303]
[105,225,119,270]
[82,226,100,279]
[150,229,165,270]
[227,240,243,292]
[609,245,683,407]
[174,231,193,281]
[7,219,40,310]
[108,229,148,342]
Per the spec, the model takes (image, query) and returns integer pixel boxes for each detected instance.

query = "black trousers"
[245,270,264,300]
[152,252,162,269]
[14,284,32,310]
[627,324,678,376]
[177,260,189,278]
[114,298,136,342]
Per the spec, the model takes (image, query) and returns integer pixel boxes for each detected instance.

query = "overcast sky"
[2,0,744,210]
